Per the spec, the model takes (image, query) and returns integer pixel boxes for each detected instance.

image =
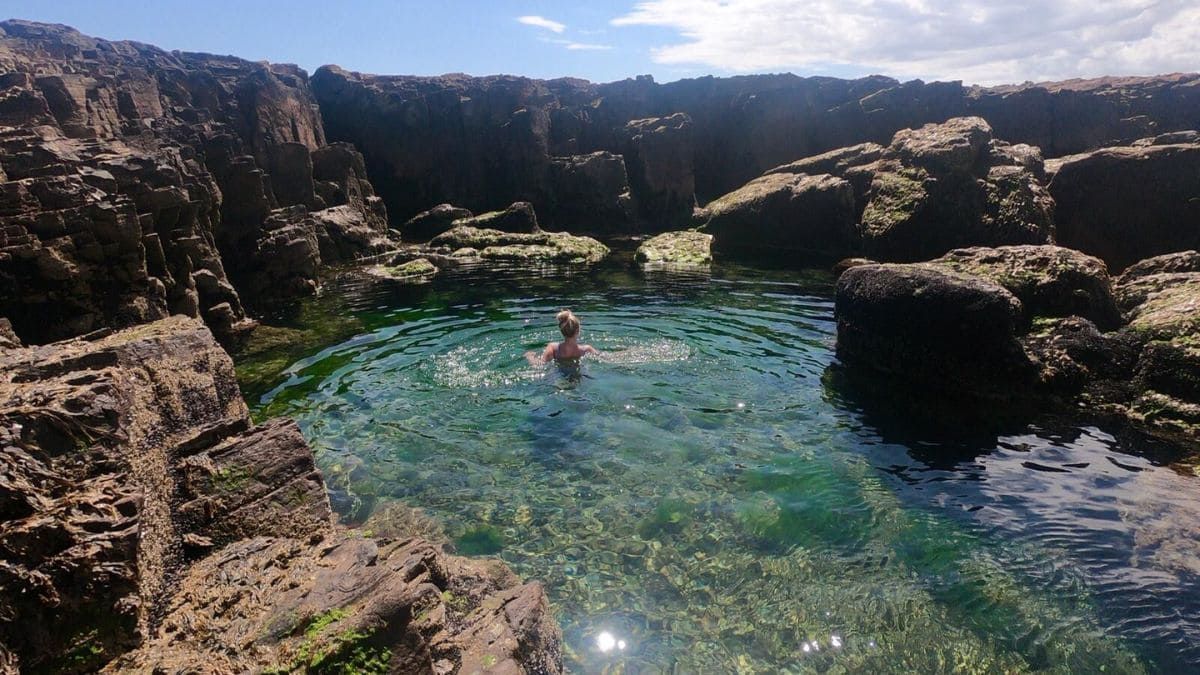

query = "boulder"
[451,201,541,234]
[0,317,324,671]
[1048,140,1200,271]
[931,245,1121,328]
[858,117,1054,261]
[835,263,1038,396]
[402,203,473,240]
[702,117,1054,264]
[700,172,857,259]
[311,204,392,261]
[636,230,713,265]
[244,206,323,301]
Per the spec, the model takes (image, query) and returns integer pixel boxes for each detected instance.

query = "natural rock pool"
[238,258,1200,673]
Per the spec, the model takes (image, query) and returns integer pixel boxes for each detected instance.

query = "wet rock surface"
[0,317,562,673]
[835,249,1200,443]
[836,263,1037,397]
[428,226,609,264]
[0,20,391,347]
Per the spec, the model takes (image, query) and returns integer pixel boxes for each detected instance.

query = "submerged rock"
[1049,139,1200,271]
[430,226,609,264]
[636,230,713,265]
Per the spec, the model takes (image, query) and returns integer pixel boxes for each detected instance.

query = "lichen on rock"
[636,230,713,266]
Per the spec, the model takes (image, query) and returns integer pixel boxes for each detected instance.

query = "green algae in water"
[455,524,506,555]
[243,260,1200,673]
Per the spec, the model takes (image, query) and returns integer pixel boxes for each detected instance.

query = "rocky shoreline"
[1,17,1199,673]
[0,317,560,673]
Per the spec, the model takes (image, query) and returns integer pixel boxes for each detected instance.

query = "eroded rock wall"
[311,65,1200,232]
[0,20,390,347]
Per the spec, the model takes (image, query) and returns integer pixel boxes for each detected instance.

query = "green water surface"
[239,258,1200,673]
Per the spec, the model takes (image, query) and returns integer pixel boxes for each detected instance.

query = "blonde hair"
[557,309,580,338]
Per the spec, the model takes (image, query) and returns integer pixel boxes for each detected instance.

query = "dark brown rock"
[403,203,474,240]
[1048,140,1200,271]
[109,536,561,674]
[835,263,1038,397]
[857,117,1054,262]
[621,113,697,226]
[545,151,634,231]
[700,172,857,259]
[451,201,541,234]
[312,63,1200,234]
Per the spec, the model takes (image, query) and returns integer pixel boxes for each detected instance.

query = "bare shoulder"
[582,344,600,355]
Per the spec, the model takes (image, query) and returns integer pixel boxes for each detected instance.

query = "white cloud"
[518,15,566,34]
[612,0,1200,85]
[566,42,614,51]
[540,37,614,51]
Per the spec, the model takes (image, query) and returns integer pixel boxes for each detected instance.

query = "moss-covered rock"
[364,257,438,283]
[636,230,713,265]
[430,226,608,264]
[700,172,857,259]
[931,245,1121,328]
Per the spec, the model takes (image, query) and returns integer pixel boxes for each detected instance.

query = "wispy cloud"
[540,37,614,52]
[611,0,1200,85]
[518,15,566,34]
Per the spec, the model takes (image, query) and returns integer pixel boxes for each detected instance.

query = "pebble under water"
[240,258,1200,673]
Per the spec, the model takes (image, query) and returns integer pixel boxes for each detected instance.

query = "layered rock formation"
[0,20,390,347]
[311,65,1200,234]
[0,317,561,673]
[835,246,1200,440]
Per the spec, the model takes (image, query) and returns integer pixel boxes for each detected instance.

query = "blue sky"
[2,1,1197,85]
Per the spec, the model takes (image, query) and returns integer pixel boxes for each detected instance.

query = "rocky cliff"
[311,66,1200,232]
[0,20,391,347]
[0,317,562,673]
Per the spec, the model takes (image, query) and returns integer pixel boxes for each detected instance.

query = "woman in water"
[527,309,599,364]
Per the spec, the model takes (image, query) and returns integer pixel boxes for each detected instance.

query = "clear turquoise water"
[242,259,1200,673]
